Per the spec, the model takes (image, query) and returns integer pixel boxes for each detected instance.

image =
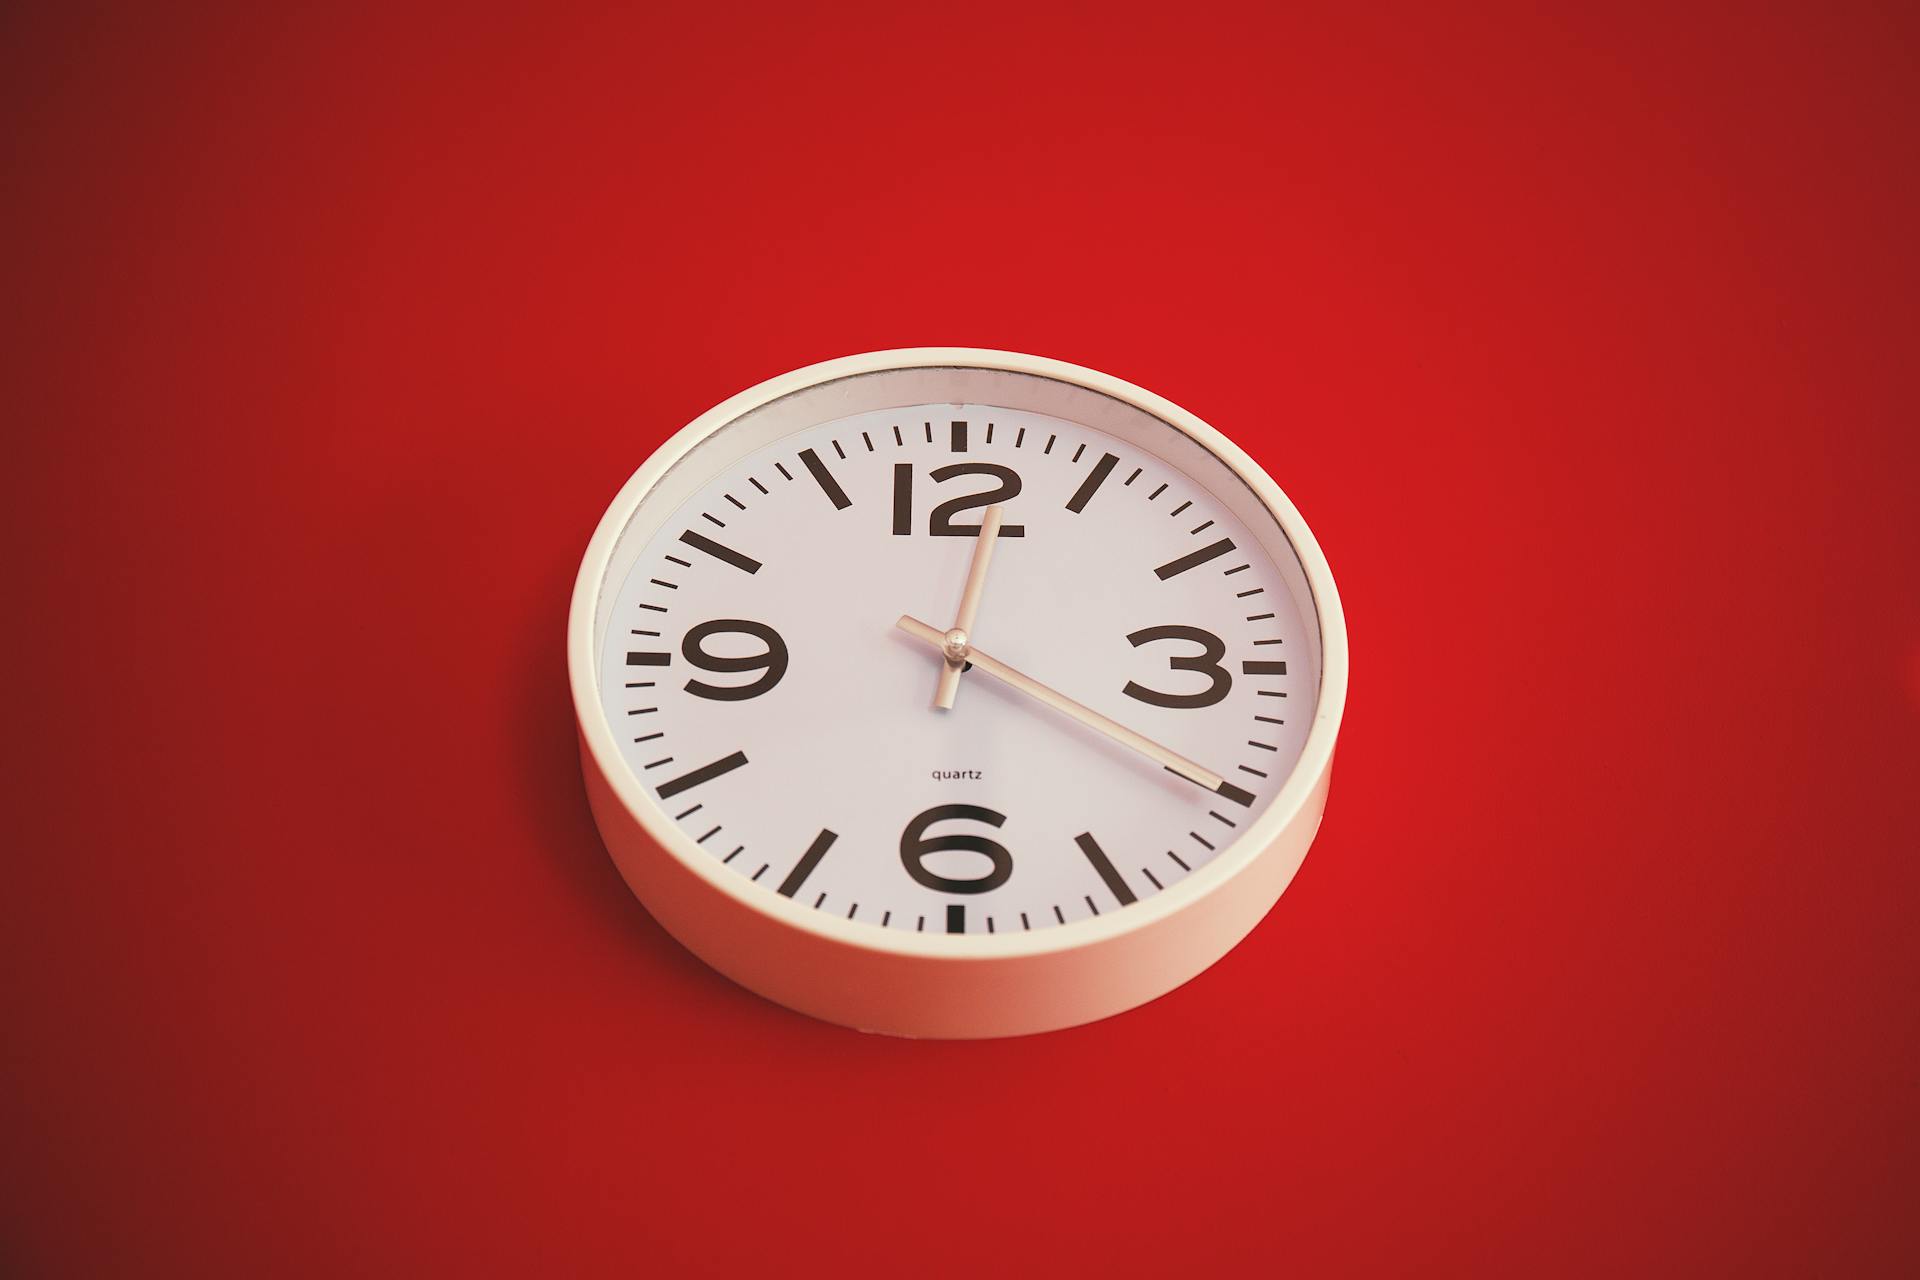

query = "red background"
[5,2,1917,1273]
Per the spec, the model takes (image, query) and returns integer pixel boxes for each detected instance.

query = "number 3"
[1123,626,1232,709]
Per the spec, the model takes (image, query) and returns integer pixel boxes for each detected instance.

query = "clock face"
[594,386,1321,938]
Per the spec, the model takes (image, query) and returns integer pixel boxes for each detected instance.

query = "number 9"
[682,619,789,701]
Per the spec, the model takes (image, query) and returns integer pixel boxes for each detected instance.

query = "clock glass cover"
[590,364,1323,938]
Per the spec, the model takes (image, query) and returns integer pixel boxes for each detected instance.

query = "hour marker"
[626,651,670,666]
[1217,781,1256,807]
[891,463,912,535]
[1155,537,1236,580]
[798,447,853,510]
[1065,452,1120,513]
[950,420,968,452]
[777,829,838,897]
[679,528,762,574]
[946,903,966,934]
[1242,660,1288,676]
[1075,832,1137,906]
[657,750,748,799]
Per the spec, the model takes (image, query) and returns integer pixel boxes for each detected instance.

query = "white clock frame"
[568,348,1348,1038]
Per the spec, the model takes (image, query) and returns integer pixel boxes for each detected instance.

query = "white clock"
[568,349,1348,1037]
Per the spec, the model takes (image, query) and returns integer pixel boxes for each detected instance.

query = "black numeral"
[682,620,788,701]
[900,804,1013,894]
[1123,625,1232,709]
[891,464,1026,537]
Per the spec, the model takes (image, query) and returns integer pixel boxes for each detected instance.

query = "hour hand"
[932,505,1005,710]
[895,614,1225,791]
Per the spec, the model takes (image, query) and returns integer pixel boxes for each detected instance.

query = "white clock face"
[594,385,1320,938]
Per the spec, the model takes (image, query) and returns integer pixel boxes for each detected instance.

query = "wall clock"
[568,349,1348,1037]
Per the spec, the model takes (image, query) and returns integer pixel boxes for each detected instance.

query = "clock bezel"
[568,347,1348,962]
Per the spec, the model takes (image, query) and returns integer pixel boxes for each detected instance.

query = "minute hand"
[896,614,1225,791]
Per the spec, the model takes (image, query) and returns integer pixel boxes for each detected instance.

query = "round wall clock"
[568,349,1348,1038]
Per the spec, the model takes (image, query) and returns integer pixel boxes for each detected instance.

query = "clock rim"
[568,346,1348,961]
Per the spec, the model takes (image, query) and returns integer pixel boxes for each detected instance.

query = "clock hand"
[896,614,1225,791]
[932,504,1004,710]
